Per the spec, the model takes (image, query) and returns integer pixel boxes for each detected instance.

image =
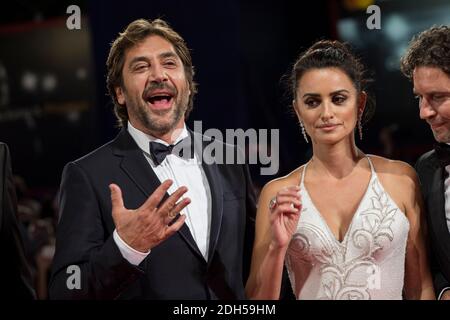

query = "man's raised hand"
[110,179,190,252]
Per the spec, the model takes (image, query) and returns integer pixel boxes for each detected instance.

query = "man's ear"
[115,87,125,105]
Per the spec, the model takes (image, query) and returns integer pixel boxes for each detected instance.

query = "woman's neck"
[309,138,363,179]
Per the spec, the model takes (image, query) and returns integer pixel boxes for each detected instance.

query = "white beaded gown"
[285,157,410,300]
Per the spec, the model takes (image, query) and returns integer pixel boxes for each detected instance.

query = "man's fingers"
[141,179,174,211]
[110,184,125,212]
[163,198,191,225]
[165,214,186,238]
[171,198,191,216]
[158,186,189,216]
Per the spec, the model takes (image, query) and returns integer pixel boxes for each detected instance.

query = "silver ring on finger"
[269,197,277,211]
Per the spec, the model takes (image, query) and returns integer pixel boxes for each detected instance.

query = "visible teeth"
[148,95,172,103]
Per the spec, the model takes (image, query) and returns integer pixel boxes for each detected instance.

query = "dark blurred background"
[0,0,447,299]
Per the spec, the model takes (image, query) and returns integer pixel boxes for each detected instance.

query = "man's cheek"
[440,113,450,120]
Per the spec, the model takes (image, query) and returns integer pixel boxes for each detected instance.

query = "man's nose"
[149,64,168,83]
[419,98,436,120]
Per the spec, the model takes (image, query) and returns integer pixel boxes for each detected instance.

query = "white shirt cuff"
[113,229,150,266]
[438,287,450,300]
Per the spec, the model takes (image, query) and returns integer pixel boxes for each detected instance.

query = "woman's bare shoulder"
[368,155,419,207]
[368,154,417,180]
[261,165,305,196]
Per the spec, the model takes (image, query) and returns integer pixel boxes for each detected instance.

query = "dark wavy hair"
[106,18,197,127]
[288,40,374,124]
[401,25,450,79]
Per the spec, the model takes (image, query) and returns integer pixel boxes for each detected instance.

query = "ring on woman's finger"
[269,197,277,211]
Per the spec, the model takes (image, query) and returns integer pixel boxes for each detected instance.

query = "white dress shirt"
[113,121,212,265]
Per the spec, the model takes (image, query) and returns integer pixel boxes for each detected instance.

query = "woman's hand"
[268,186,302,249]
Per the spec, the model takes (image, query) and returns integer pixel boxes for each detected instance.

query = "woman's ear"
[358,91,367,116]
[293,99,301,120]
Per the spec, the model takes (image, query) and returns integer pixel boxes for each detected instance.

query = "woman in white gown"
[245,40,435,300]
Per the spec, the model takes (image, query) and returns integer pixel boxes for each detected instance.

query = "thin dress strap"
[365,155,376,174]
[300,161,309,185]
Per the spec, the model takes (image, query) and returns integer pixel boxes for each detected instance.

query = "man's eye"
[432,95,445,101]
[134,64,148,71]
[164,61,176,67]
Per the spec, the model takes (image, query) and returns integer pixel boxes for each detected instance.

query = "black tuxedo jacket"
[415,150,450,295]
[49,128,256,299]
[0,142,35,299]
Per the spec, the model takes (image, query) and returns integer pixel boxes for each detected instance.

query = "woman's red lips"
[317,123,339,128]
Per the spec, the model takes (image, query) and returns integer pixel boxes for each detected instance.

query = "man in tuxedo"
[0,142,35,299]
[49,18,256,299]
[401,26,450,300]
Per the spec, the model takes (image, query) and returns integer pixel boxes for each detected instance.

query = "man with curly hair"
[401,25,450,300]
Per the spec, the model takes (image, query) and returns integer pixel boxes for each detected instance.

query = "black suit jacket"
[415,150,450,296]
[0,142,35,299]
[49,128,256,299]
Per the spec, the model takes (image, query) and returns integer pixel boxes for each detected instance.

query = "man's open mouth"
[145,91,174,109]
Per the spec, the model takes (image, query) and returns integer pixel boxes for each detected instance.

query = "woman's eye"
[333,95,347,104]
[305,99,319,107]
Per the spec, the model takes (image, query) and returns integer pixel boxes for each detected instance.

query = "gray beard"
[134,97,187,135]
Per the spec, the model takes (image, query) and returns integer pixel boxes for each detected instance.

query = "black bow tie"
[434,143,450,167]
[149,137,193,165]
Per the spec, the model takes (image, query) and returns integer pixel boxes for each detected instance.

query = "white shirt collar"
[127,121,189,154]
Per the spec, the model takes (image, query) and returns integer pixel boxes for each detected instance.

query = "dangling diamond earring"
[358,114,363,140]
[300,121,309,143]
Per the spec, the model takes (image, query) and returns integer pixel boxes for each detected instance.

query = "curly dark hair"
[288,39,374,124]
[400,25,450,79]
[106,18,197,127]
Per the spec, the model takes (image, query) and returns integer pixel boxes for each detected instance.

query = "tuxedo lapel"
[115,131,162,198]
[190,130,224,265]
[428,163,450,267]
[112,129,204,260]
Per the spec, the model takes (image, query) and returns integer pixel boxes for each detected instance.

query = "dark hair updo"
[289,40,374,124]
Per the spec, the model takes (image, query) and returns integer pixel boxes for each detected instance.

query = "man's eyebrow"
[413,90,450,96]
[428,91,450,96]
[128,52,179,68]
[128,56,149,67]
[159,51,178,59]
